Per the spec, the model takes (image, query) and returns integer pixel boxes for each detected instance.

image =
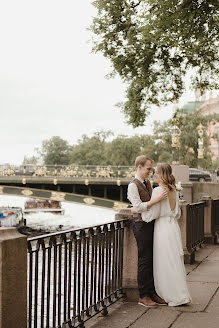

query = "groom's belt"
[133,213,142,221]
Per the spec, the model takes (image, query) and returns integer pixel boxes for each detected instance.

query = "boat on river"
[0,207,23,227]
[24,199,64,215]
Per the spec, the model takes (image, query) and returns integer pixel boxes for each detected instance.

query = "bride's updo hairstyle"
[157,163,176,191]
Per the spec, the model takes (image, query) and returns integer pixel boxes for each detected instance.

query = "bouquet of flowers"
[176,181,183,199]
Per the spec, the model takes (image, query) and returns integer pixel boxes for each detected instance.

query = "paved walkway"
[87,244,219,328]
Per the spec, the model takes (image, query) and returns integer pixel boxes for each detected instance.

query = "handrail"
[28,218,128,242]
[0,164,136,179]
[187,202,205,251]
[27,219,128,328]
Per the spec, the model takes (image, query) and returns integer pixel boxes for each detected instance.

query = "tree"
[38,136,71,165]
[22,155,38,165]
[152,120,173,163]
[139,134,161,162]
[105,134,159,165]
[69,131,113,165]
[105,135,142,165]
[91,0,219,126]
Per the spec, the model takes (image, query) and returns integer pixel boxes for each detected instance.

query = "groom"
[127,155,167,307]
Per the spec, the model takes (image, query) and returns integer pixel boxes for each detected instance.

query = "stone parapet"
[201,196,217,244]
[171,164,189,183]
[178,200,195,264]
[0,228,27,328]
[115,208,133,221]
[193,182,219,203]
[181,182,193,203]
[115,209,138,301]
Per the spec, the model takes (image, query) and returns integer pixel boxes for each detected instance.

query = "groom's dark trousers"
[133,220,155,298]
[129,178,156,298]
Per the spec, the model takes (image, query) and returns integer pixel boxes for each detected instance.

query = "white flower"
[176,181,183,192]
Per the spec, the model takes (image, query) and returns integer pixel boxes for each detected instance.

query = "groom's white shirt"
[127,174,148,212]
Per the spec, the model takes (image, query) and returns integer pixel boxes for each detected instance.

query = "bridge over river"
[0,165,136,209]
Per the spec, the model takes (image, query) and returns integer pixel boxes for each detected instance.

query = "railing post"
[178,200,195,264]
[0,228,27,328]
[201,196,216,244]
[115,209,138,301]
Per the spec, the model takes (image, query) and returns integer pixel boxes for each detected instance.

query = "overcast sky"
[1,0,196,165]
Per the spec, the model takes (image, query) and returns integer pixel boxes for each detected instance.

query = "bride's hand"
[131,207,137,214]
[159,189,168,201]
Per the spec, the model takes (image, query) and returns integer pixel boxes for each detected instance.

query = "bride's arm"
[146,189,167,209]
[136,188,162,222]
[128,183,167,213]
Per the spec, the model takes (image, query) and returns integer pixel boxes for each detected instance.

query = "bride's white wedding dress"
[141,186,191,306]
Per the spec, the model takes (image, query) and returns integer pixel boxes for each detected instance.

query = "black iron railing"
[187,202,205,250]
[212,199,219,236]
[27,220,128,328]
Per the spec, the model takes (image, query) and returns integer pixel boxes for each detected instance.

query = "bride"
[132,163,191,306]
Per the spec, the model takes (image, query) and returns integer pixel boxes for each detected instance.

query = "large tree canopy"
[91,0,219,127]
[38,136,71,165]
[28,113,218,170]
[69,131,113,165]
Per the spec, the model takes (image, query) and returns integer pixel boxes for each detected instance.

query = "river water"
[0,195,119,327]
[0,195,116,231]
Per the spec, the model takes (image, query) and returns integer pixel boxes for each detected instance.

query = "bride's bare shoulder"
[152,186,163,194]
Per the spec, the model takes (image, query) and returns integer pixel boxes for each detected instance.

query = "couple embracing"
[128,155,191,307]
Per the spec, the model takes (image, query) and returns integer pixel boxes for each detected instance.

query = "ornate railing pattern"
[187,202,205,250]
[0,165,136,179]
[1,164,218,181]
[27,220,127,328]
[212,199,219,235]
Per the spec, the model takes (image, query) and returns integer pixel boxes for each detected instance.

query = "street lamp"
[197,123,204,160]
[171,125,181,164]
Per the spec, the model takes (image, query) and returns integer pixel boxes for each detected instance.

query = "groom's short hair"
[135,155,153,168]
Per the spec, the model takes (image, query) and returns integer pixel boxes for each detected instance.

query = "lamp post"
[197,123,204,167]
[171,125,181,164]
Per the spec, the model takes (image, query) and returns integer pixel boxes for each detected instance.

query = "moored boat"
[0,207,23,227]
[23,199,64,215]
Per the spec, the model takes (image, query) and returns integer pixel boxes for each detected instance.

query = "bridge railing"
[27,220,127,328]
[1,165,218,182]
[0,164,136,179]
[187,202,205,251]
[178,198,219,263]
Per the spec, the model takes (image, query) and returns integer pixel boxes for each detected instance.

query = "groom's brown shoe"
[151,293,167,306]
[138,297,157,308]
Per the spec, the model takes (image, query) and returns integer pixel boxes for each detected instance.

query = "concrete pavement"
[87,244,219,328]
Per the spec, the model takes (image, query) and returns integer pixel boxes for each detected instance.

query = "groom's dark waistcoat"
[130,178,152,221]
